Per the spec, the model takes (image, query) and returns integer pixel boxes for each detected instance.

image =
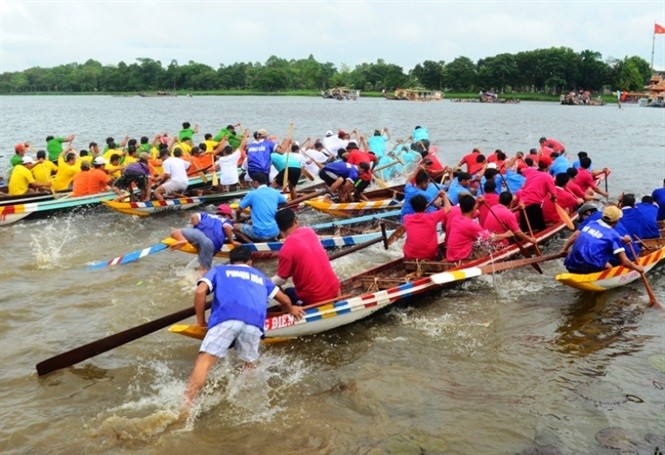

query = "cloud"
[1,0,663,73]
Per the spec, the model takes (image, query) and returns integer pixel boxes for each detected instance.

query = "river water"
[0,96,664,454]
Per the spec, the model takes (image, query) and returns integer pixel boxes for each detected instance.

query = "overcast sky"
[1,1,664,74]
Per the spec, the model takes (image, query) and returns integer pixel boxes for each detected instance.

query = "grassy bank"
[1,90,619,104]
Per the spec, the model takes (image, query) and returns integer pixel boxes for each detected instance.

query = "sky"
[1,0,664,74]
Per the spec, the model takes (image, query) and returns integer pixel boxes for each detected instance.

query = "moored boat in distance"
[321,87,360,100]
[384,88,442,101]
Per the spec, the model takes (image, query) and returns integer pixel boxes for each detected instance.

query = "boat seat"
[358,275,414,291]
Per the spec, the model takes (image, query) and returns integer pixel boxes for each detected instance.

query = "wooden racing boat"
[160,229,396,260]
[304,185,404,217]
[169,217,571,340]
[555,236,665,292]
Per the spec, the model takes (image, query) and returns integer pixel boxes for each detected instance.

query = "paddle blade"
[431,267,483,284]
[386,226,405,247]
[87,242,169,270]
[555,203,575,230]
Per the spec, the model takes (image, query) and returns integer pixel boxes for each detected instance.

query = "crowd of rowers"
[4,123,665,277]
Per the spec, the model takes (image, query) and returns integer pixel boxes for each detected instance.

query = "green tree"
[444,57,477,91]
[410,60,445,90]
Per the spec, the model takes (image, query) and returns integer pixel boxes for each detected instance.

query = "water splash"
[29,216,79,269]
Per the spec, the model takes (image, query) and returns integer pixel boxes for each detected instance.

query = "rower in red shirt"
[346,141,378,168]
[483,192,536,246]
[539,137,565,154]
[445,194,513,262]
[574,156,608,199]
[403,192,450,260]
[456,148,485,176]
[515,155,557,232]
[542,173,582,225]
[272,208,341,306]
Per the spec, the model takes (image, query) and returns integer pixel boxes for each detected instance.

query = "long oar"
[35,300,213,376]
[430,252,565,285]
[627,243,661,307]
[88,241,170,270]
[37,224,389,376]
[518,206,543,256]
[327,223,388,260]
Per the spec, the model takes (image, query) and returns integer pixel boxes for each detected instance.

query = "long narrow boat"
[0,171,227,227]
[304,185,404,217]
[101,182,327,217]
[161,229,395,260]
[169,216,572,340]
[555,236,665,291]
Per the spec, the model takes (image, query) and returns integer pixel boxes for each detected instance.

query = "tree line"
[0,48,652,95]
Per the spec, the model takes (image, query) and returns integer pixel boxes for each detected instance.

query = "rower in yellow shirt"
[105,154,124,180]
[31,150,58,184]
[8,156,52,195]
[52,149,81,192]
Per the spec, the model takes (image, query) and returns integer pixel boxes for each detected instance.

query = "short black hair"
[566,167,577,178]
[182,122,190,129]
[275,208,297,232]
[496,151,506,161]
[46,135,54,142]
[459,194,476,213]
[229,246,251,264]
[499,191,513,206]
[620,193,636,207]
[483,178,496,194]
[173,148,183,157]
[252,172,269,185]
[475,154,486,164]
[555,173,570,187]
[415,170,430,185]
[642,195,654,203]
[410,194,427,213]
[140,136,149,144]
[457,172,472,182]
[37,150,46,159]
[579,156,592,169]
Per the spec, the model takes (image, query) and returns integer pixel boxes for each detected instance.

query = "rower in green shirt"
[46,134,75,162]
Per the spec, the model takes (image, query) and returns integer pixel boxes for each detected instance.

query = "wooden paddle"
[282,123,295,191]
[211,156,219,187]
[484,202,542,274]
[372,174,389,189]
[518,206,543,256]
[429,252,565,285]
[327,224,388,260]
[627,242,660,307]
[555,201,575,230]
[35,300,213,376]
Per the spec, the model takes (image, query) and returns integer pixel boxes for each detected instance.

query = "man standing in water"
[181,246,304,416]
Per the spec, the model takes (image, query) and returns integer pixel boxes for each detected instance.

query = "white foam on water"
[88,347,314,444]
[29,215,79,269]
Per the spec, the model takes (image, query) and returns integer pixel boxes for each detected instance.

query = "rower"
[403,193,450,261]
[154,148,191,201]
[560,206,645,275]
[7,156,51,195]
[181,246,303,418]
[233,172,286,242]
[272,208,341,306]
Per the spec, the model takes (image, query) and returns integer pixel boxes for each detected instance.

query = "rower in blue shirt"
[560,206,645,275]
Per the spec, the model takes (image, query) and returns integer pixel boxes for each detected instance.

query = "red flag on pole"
[655,23,665,34]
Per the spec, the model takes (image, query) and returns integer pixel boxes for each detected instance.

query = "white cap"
[22,156,35,164]
[93,156,106,165]
[325,130,333,137]
[487,162,497,169]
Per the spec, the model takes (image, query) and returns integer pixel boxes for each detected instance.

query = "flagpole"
[652,23,656,73]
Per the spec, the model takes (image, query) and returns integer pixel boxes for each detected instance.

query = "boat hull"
[555,243,665,291]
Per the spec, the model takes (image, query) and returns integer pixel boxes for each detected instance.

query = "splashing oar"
[88,241,170,270]
[627,242,661,308]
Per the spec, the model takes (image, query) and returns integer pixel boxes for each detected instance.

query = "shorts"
[239,223,276,242]
[181,228,216,269]
[275,167,301,187]
[353,179,369,193]
[114,171,149,190]
[319,169,342,186]
[200,320,262,362]
[161,179,188,196]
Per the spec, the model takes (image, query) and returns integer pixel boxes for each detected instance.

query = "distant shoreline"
[0,90,620,104]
